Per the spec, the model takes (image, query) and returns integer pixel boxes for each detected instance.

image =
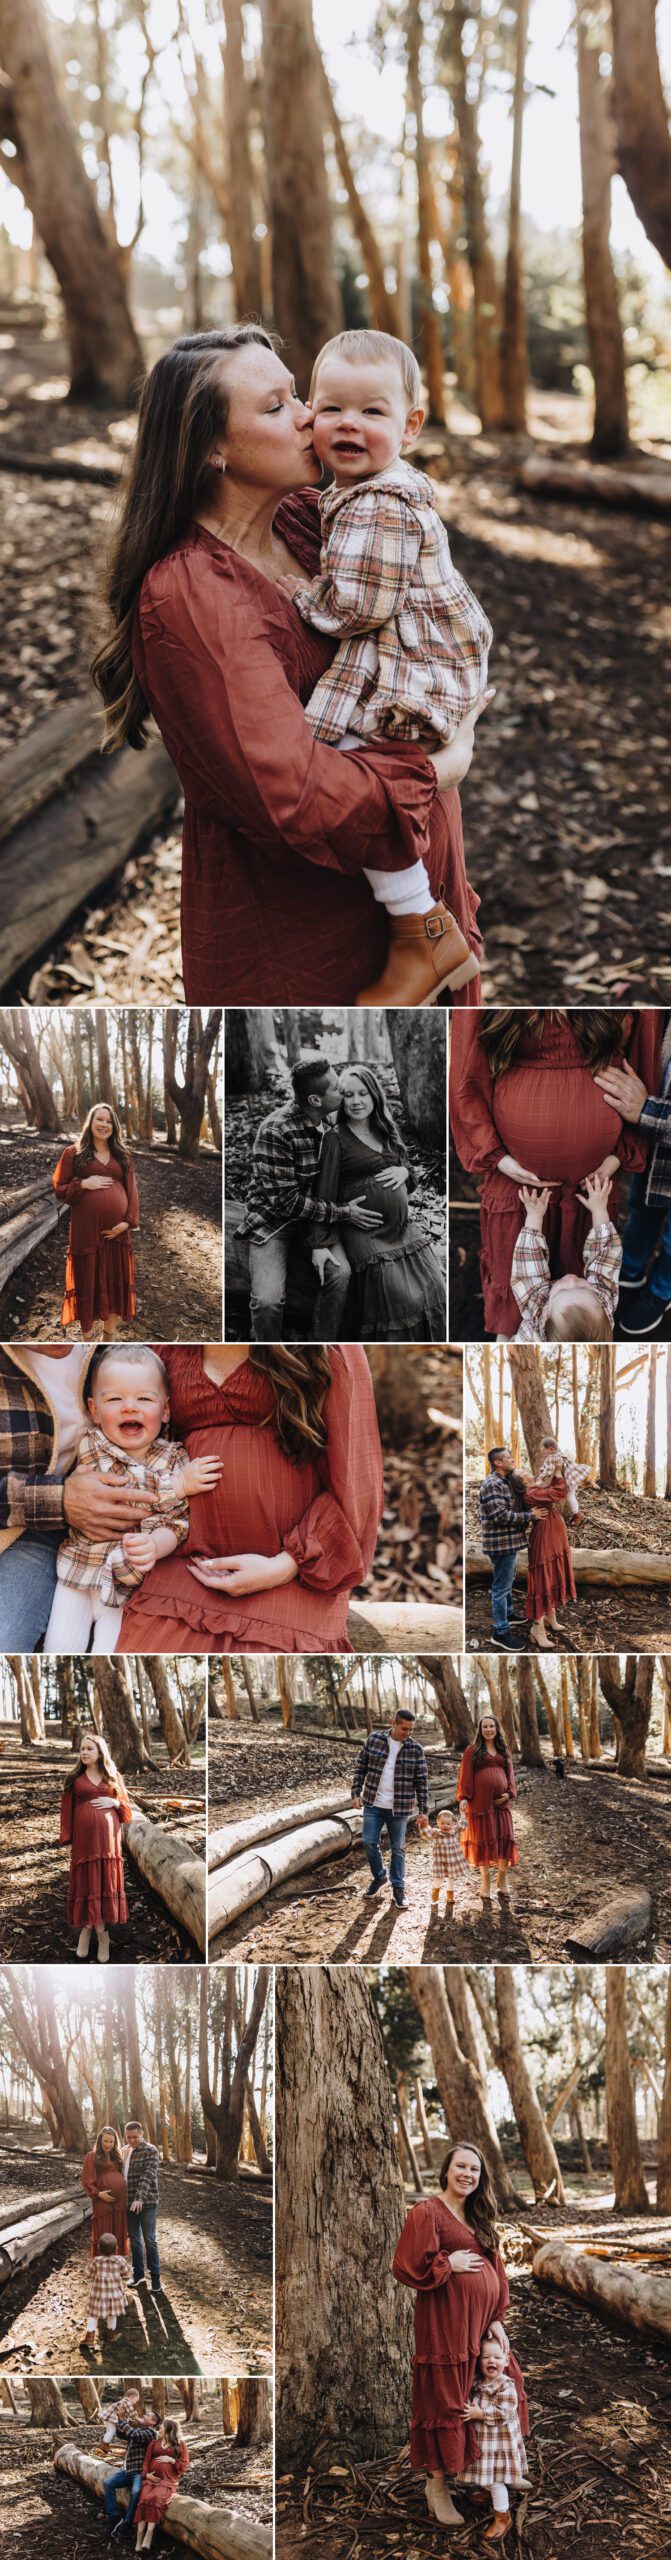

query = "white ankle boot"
[76,1928,92,1959]
[97,1928,110,1964]
[428,2474,465,2527]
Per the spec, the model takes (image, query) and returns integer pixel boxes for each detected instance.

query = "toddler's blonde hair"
[545,1288,612,1341]
[311,329,422,409]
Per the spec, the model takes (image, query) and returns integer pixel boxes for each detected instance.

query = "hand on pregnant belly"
[187,1549,300,1596]
[448,2249,483,2272]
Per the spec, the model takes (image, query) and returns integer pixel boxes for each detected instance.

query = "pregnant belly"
[74,1181,128,1242]
[181,1428,321,1558]
[494,1067,621,1183]
[347,1176,409,1240]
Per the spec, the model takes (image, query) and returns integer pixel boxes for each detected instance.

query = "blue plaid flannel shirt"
[640,1016,671,1206]
[239,1102,340,1244]
[352,1730,430,1817]
[479,1472,531,1557]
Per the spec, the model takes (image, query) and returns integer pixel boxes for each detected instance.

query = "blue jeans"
[362,1804,407,1895]
[129,2200,161,2287]
[0,1530,59,1649]
[621,1176,671,1303]
[103,2468,143,2527]
[490,1549,520,1636]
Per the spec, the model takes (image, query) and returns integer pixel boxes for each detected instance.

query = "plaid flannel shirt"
[0,1348,76,1543]
[640,1014,671,1205]
[87,2253,131,2321]
[108,2416,158,2475]
[537,1445,590,1503]
[431,1828,468,1882]
[479,1473,530,1557]
[55,1423,189,1606]
[352,1729,429,1817]
[295,462,492,747]
[125,2138,160,2212]
[464,2373,529,2489]
[511,1219,622,1339]
[239,1103,340,1244]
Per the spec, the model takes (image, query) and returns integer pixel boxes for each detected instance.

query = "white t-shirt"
[20,1348,89,1479]
[374,1736,402,1811]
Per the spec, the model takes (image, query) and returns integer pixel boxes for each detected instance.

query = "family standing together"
[394,2142,529,2540]
[238,1046,445,1343]
[350,1704,519,1915]
[479,1440,584,1651]
[0,1341,383,1656]
[80,2120,162,2361]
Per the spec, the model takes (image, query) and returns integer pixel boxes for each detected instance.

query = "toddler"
[291,327,492,1006]
[511,1169,623,1342]
[81,2230,130,2355]
[463,2331,529,2544]
[430,1806,469,1912]
[44,1344,221,1653]
[537,1429,590,1522]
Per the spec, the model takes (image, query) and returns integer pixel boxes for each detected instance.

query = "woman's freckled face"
[218,346,320,492]
[340,1071,375,1123]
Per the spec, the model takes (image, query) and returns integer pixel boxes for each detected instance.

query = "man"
[123,2120,162,2295]
[0,1345,155,1650]
[478,1447,539,1650]
[595,1032,671,1336]
[241,1049,383,1339]
[102,2390,158,2541]
[351,1706,430,1910]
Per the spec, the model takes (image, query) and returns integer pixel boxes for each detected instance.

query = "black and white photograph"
[224,1008,447,1343]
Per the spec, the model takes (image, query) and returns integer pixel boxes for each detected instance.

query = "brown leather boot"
[355,903,479,1006]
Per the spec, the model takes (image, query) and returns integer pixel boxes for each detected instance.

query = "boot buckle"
[425,910,445,941]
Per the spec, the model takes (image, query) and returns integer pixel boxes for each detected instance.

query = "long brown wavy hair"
[73,1101,131,1188]
[439,2141,499,2260]
[480,1009,627,1077]
[249,1348,333,1463]
[91,326,274,753]
[63,1732,131,1816]
[338,1066,406,1155]
[93,2124,125,2171]
[472,1714,513,1784]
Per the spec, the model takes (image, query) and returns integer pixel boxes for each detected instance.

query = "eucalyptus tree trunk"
[0,0,143,404]
[260,0,340,396]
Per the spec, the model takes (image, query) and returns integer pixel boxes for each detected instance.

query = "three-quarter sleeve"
[505,1755,517,1802]
[53,1147,85,1204]
[449,1016,502,1177]
[283,1345,383,1596]
[59,1788,73,1844]
[493,2254,511,2323]
[82,2152,98,2200]
[616,1009,663,1171]
[137,550,437,879]
[392,2198,455,2292]
[457,1744,475,1804]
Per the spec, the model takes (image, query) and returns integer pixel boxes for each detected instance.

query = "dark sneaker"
[364,1875,386,1898]
[392,1893,409,1909]
[491,1630,526,1650]
[619,1286,671,1336]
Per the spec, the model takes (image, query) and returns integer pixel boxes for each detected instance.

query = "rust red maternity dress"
[53,1147,139,1333]
[135,2439,189,2525]
[457,1745,518,1871]
[393,2195,529,2476]
[60,1772,131,1929]
[81,2151,129,2258]
[132,490,481,1005]
[524,1480,576,1623]
[450,1009,660,1334]
[118,1346,383,1655]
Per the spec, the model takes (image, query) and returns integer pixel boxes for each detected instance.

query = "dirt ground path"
[0,2153,271,2377]
[0,1743,205,1962]
[0,1136,222,1340]
[0,2414,272,2560]
[276,2197,671,2560]
[207,1731,671,1965]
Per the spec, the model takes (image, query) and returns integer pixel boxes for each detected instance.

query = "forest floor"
[0,1735,205,1962]
[206,1728,671,1965]
[465,1482,671,1651]
[0,1132,222,1339]
[276,2197,671,2560]
[0,2149,271,2377]
[364,1350,463,1618]
[1,368,669,1002]
[224,1084,447,1342]
[448,1159,645,1342]
[0,2409,272,2560]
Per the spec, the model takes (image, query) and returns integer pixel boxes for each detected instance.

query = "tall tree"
[235,2377,273,2445]
[418,1656,474,1747]
[440,1,504,427]
[163,1009,222,1160]
[276,1965,412,2463]
[507,1345,553,1467]
[93,1660,149,1772]
[501,0,529,430]
[260,0,340,396]
[516,1657,543,1767]
[199,1967,269,2179]
[576,0,629,457]
[599,1342,617,1488]
[610,0,671,269]
[405,1964,516,2206]
[494,1966,566,2202]
[0,0,143,403]
[406,0,446,423]
[387,1014,447,1146]
[597,1654,655,1777]
[605,1965,650,2210]
[644,1346,658,1496]
[319,56,400,333]
[222,0,264,319]
[657,1968,671,2212]
[0,1011,61,1132]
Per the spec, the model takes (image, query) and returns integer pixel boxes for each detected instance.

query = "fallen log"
[0,732,181,990]
[0,698,103,841]
[0,1194,66,1292]
[466,1548,671,1585]
[517,454,671,516]
[532,2238,671,2344]
[125,1811,206,1954]
[0,2184,80,2234]
[207,1792,354,1872]
[347,1600,463,1651]
[0,2195,90,2285]
[0,447,123,488]
[564,1889,652,1959]
[53,2445,271,2560]
[208,1812,364,1948]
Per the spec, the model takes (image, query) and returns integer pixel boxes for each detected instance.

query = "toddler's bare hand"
[519,1183,552,1227]
[180,1455,223,1496]
[122,1530,158,1571]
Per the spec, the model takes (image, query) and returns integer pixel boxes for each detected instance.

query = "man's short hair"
[311,328,422,408]
[125,2119,143,2133]
[487,1446,508,1467]
[395,1707,415,1721]
[291,1051,334,1108]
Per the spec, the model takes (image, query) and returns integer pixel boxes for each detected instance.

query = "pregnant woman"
[82,2125,129,2257]
[393,2140,529,2533]
[91,326,483,1006]
[457,1711,518,1906]
[115,1342,383,1655]
[54,1103,139,1341]
[313,1065,446,1339]
[450,1009,660,1335]
[60,1731,132,1962]
[524,1467,577,1652]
